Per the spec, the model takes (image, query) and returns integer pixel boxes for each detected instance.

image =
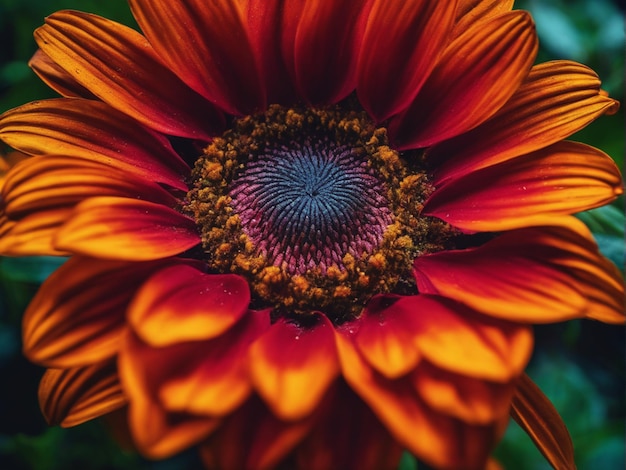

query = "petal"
[23,257,198,368]
[0,209,71,256]
[389,11,537,149]
[335,332,502,469]
[35,11,223,139]
[0,150,27,191]
[29,49,97,99]
[128,264,251,346]
[287,0,369,104]
[353,298,422,379]
[452,0,515,37]
[520,218,625,325]
[511,374,575,470]
[245,0,298,105]
[431,60,620,185]
[414,218,625,323]
[412,362,516,424]
[425,141,624,232]
[249,314,340,421]
[295,383,403,470]
[53,197,200,260]
[153,311,270,417]
[129,0,263,115]
[369,295,533,381]
[200,395,314,470]
[118,332,220,458]
[357,0,457,121]
[0,98,190,191]
[2,155,178,218]
[39,359,126,427]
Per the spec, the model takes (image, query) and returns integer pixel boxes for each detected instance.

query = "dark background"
[0,0,624,468]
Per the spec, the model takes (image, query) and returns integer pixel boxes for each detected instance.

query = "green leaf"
[398,451,418,470]
[577,205,624,237]
[0,257,66,284]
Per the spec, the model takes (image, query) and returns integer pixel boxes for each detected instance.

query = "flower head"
[1,1,623,469]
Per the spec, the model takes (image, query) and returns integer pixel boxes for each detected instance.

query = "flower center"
[184,105,457,323]
[229,141,392,276]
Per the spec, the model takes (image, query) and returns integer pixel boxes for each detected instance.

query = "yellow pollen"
[183,104,459,323]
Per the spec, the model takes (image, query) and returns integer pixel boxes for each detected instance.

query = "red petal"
[200,395,314,470]
[296,383,404,470]
[287,0,369,104]
[128,264,251,346]
[29,49,97,99]
[414,218,625,323]
[2,155,178,218]
[23,257,197,368]
[249,315,340,420]
[357,0,456,121]
[129,0,263,115]
[39,359,126,427]
[151,311,269,417]
[118,332,220,458]
[353,298,422,379]
[425,141,623,231]
[335,332,502,469]
[53,197,200,260]
[431,60,620,185]
[369,295,533,381]
[511,374,575,470]
[245,0,298,105]
[389,11,537,149]
[0,98,190,191]
[35,11,223,138]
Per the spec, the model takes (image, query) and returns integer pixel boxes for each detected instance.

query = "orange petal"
[374,295,533,381]
[39,359,126,427]
[0,98,190,191]
[35,11,223,138]
[2,155,177,218]
[357,0,456,121]
[129,0,263,115]
[431,60,620,185]
[200,395,314,470]
[520,218,625,325]
[295,383,403,470]
[118,332,220,459]
[412,362,516,425]
[29,49,97,99]
[335,332,500,469]
[53,197,200,260]
[511,374,575,470]
[390,11,537,149]
[425,141,623,231]
[353,298,421,379]
[249,315,340,421]
[23,257,197,368]
[287,0,369,104]
[158,310,269,418]
[453,0,515,37]
[414,217,625,324]
[129,265,252,346]
[0,209,71,256]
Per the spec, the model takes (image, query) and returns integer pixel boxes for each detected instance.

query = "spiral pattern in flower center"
[184,104,457,322]
[229,143,392,275]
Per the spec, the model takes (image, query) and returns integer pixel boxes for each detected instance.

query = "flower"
[0,0,623,469]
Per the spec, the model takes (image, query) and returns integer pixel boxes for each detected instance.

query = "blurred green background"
[0,0,624,469]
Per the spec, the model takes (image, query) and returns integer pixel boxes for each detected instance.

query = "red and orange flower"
[0,1,623,469]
